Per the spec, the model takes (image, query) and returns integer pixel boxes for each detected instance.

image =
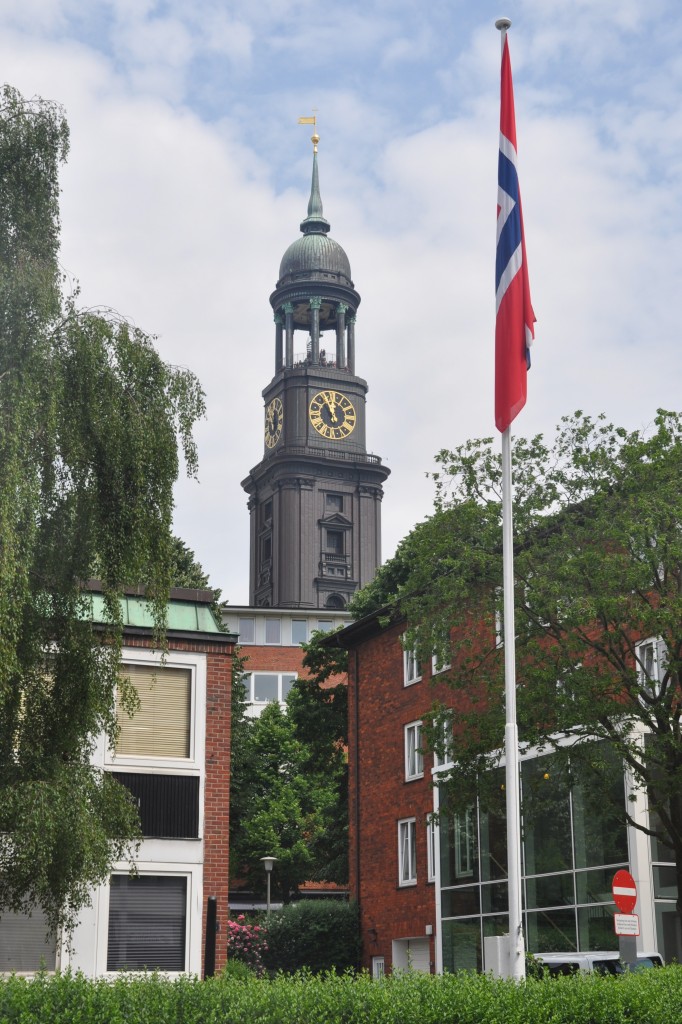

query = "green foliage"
[229,700,341,898]
[1,967,682,1023]
[0,86,205,934]
[360,411,682,902]
[222,957,259,981]
[230,632,349,894]
[169,535,224,624]
[261,901,360,974]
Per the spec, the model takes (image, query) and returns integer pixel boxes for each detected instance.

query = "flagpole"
[496,16,526,983]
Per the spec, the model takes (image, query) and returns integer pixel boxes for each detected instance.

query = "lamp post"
[260,856,278,916]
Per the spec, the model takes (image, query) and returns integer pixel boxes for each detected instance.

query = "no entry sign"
[612,870,637,914]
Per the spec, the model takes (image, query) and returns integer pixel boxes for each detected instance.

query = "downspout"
[354,647,361,906]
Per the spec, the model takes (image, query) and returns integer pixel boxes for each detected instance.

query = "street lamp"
[260,855,278,916]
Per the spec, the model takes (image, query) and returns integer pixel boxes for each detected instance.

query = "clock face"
[309,390,356,440]
[264,396,283,448]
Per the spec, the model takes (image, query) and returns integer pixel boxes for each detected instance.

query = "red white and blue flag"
[495,35,535,433]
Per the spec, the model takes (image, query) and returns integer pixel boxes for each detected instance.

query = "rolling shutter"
[116,665,191,758]
[0,906,57,971]
[107,875,187,971]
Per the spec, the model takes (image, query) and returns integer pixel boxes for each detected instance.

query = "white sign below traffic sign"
[614,913,640,936]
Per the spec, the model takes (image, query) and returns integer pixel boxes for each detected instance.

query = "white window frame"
[431,652,452,675]
[264,618,282,645]
[105,649,205,775]
[247,671,297,706]
[291,618,308,645]
[398,817,417,887]
[402,638,421,686]
[636,636,667,700]
[426,816,437,883]
[372,955,385,978]
[454,807,475,879]
[404,721,424,781]
[494,586,504,649]
[432,714,454,770]
[238,616,255,644]
[97,863,201,977]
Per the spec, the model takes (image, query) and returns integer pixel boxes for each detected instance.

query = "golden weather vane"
[298,110,319,152]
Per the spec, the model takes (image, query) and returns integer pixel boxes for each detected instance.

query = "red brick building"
[333,607,681,974]
[222,606,349,717]
[335,611,450,975]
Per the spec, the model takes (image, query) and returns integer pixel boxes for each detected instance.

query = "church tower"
[242,131,390,610]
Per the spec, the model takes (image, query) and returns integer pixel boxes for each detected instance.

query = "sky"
[3,0,682,603]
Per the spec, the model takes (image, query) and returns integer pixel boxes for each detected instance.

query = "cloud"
[0,0,681,600]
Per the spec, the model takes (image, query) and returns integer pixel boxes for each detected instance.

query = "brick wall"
[348,621,450,972]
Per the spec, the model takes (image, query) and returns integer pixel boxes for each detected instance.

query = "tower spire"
[299,124,330,236]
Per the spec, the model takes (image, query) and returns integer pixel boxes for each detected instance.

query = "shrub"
[261,900,361,974]
[1,967,682,1023]
[222,958,258,981]
[227,914,268,975]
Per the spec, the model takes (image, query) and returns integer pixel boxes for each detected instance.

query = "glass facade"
[439,746,630,972]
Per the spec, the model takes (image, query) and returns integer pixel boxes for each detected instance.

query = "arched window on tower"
[325,593,346,610]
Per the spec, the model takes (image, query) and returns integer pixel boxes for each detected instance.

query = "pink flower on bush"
[227,916,268,975]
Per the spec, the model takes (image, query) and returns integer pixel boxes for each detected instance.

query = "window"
[432,652,451,675]
[455,808,475,878]
[116,664,191,759]
[238,616,255,644]
[317,619,333,633]
[291,619,307,645]
[404,721,424,781]
[325,529,344,554]
[326,493,344,513]
[636,637,667,700]
[433,714,453,769]
[372,956,385,979]
[261,534,272,562]
[107,874,187,971]
[0,906,57,972]
[427,816,437,883]
[398,818,417,886]
[264,618,281,645]
[111,773,199,839]
[494,587,503,649]
[431,627,451,675]
[403,641,421,686]
[248,672,297,704]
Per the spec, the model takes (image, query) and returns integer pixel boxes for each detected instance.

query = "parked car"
[533,951,664,976]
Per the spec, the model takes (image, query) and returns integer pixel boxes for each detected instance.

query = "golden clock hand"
[325,395,338,423]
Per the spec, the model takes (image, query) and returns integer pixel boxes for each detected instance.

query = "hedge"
[1,967,682,1024]
[261,900,361,974]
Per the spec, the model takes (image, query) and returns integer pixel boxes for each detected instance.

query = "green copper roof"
[86,593,224,634]
[278,146,352,283]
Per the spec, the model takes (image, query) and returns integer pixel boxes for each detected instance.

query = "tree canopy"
[353,410,682,908]
[229,632,349,899]
[0,86,205,933]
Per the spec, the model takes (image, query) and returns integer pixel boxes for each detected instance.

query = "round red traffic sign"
[612,870,637,914]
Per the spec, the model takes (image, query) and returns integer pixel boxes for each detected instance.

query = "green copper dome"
[278,232,352,282]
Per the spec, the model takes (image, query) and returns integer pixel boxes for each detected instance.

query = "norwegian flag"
[495,35,535,433]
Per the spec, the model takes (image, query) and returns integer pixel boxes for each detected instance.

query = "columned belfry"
[242,130,389,609]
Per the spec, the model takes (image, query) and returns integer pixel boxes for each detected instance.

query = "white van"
[534,951,664,976]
